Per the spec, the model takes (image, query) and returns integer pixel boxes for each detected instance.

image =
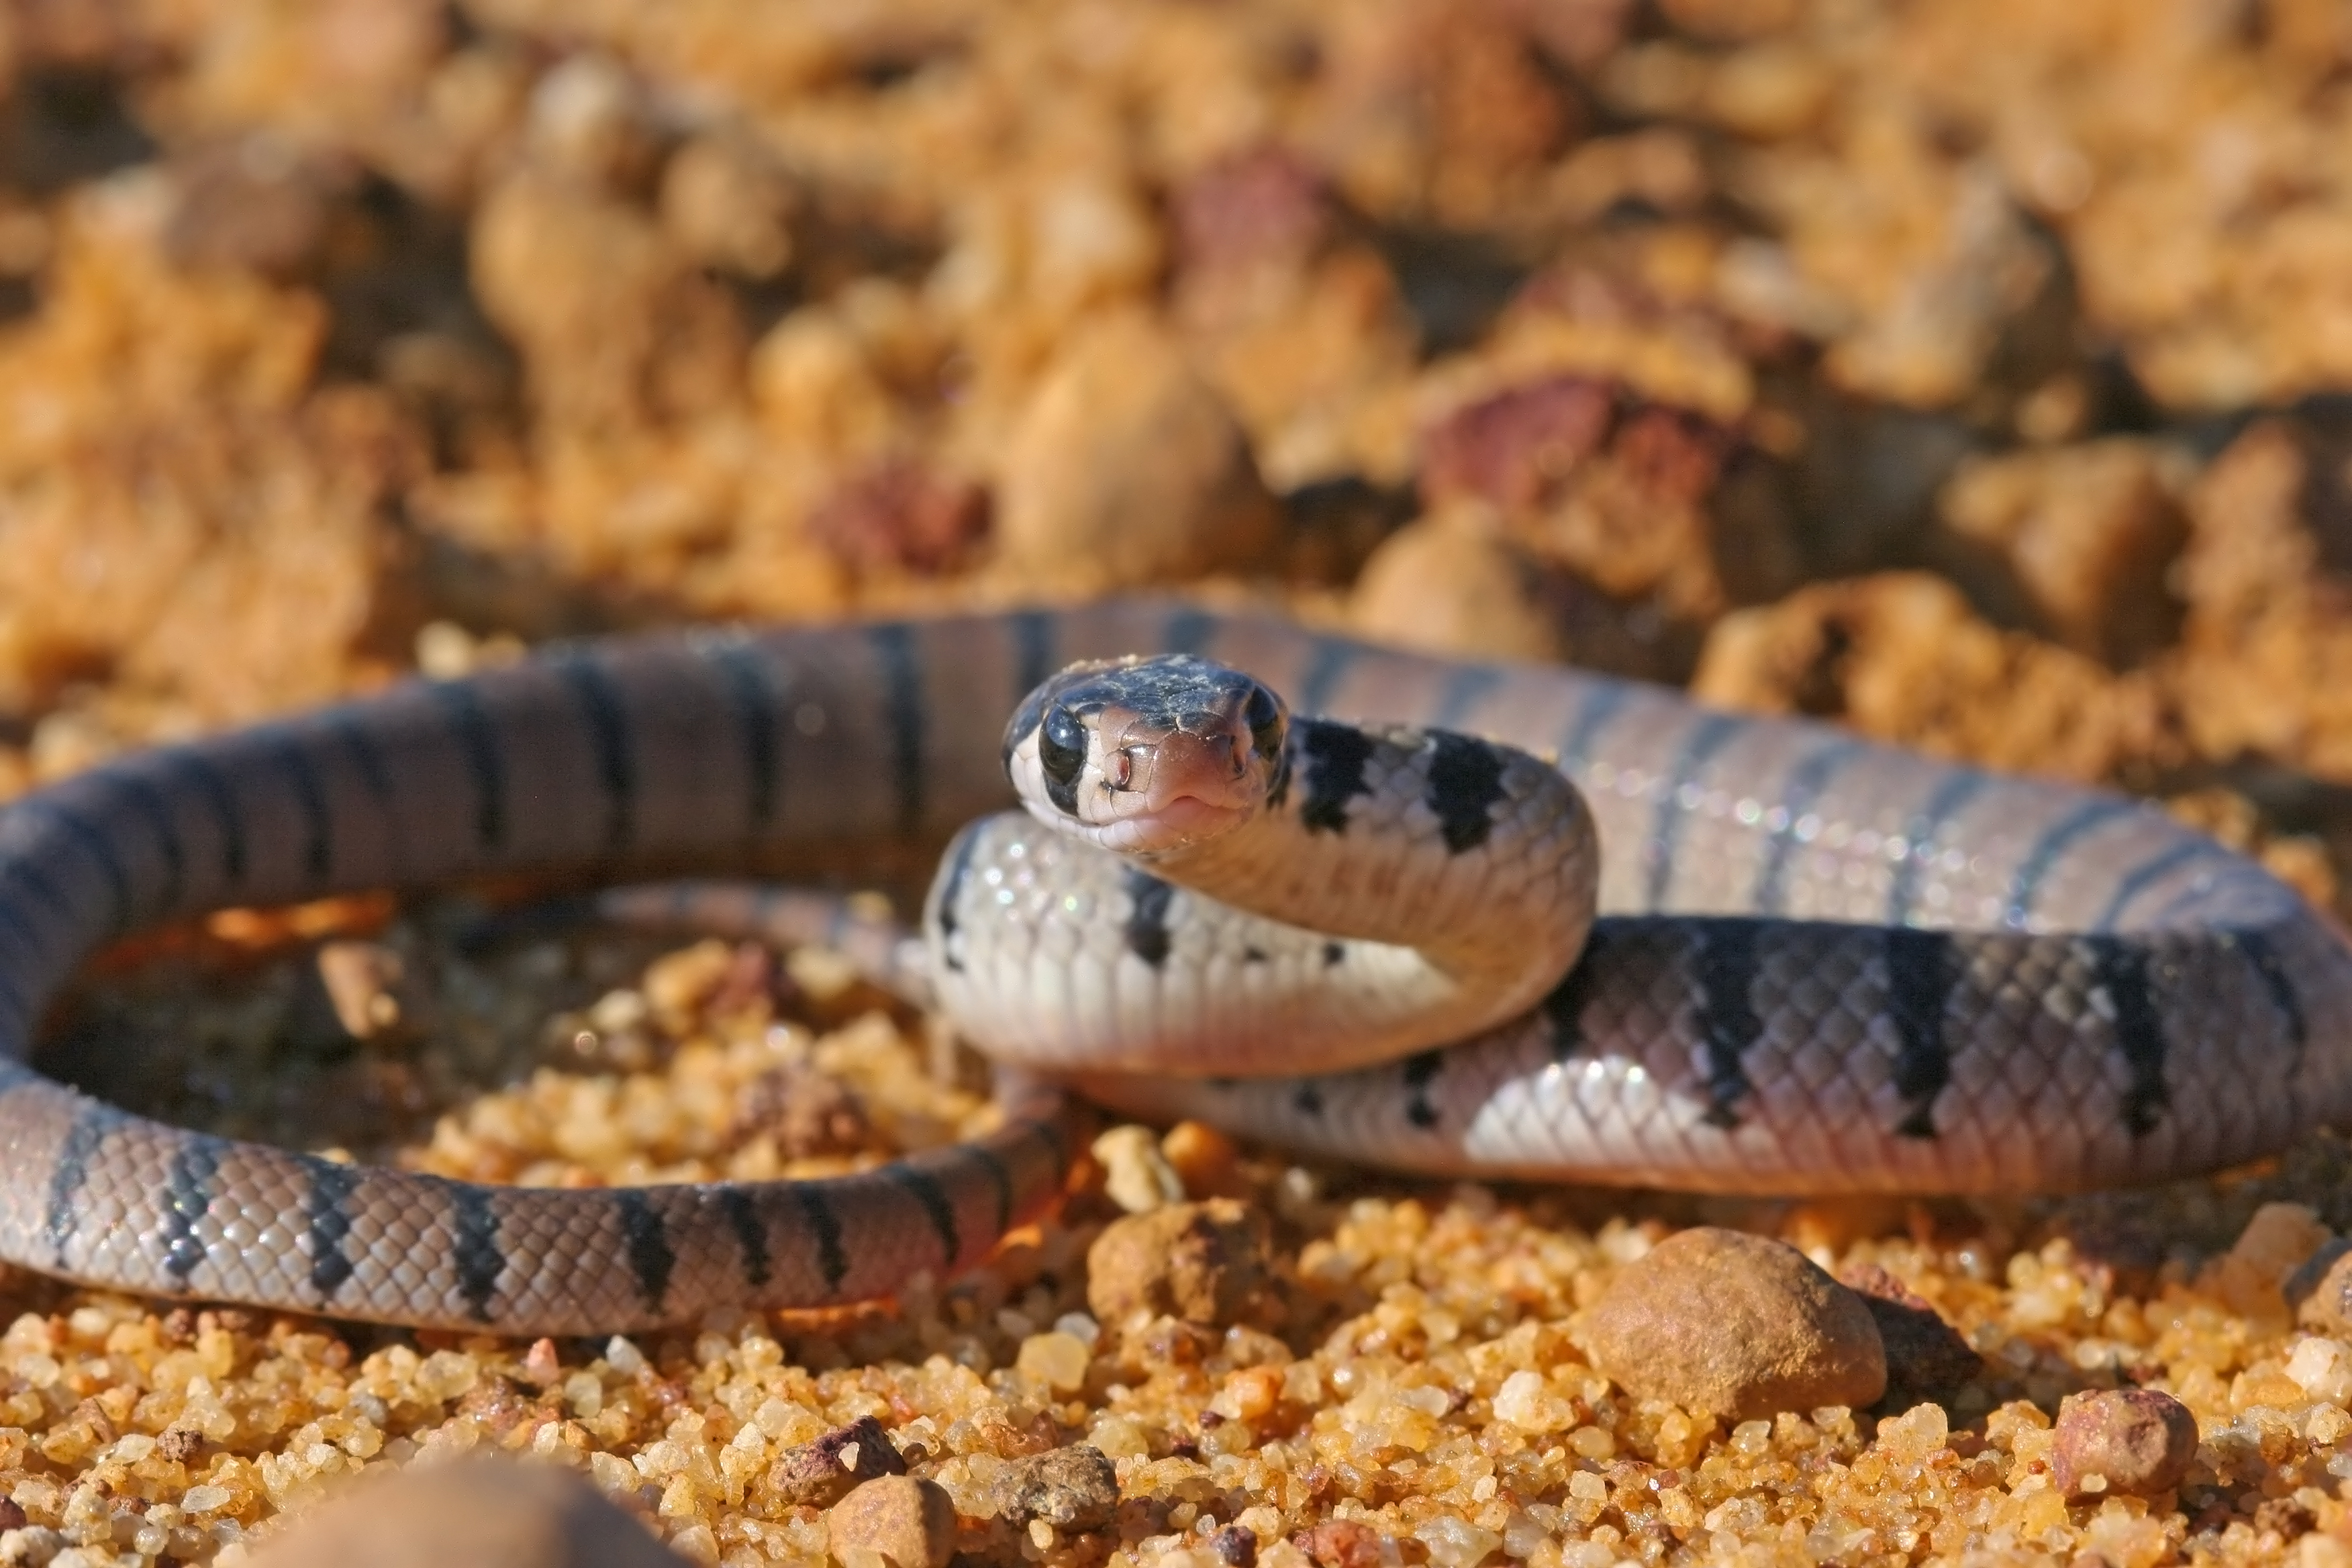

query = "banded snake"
[0,601,2339,1331]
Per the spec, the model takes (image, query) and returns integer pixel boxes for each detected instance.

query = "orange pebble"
[1782,1196,1908,1257]
[1162,1120,1242,1197]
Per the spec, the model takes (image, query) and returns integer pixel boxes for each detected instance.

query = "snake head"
[1003,654,1289,854]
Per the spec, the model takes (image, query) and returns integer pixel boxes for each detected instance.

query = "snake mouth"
[1093,791,1251,852]
[1092,728,1258,850]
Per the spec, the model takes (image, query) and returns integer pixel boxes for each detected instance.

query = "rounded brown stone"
[1582,1227,1887,1421]
[242,1457,688,1568]
[1087,1198,1271,1328]
[826,1475,957,1568]
[2051,1389,2200,1498]
[1351,518,1569,663]
[995,311,1278,591]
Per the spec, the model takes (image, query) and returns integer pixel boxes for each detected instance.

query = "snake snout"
[1173,711,1250,778]
[1139,729,1252,808]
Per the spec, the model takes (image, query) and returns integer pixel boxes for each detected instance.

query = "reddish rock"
[807,460,991,577]
[1421,377,1617,513]
[1173,149,1330,279]
[769,1414,907,1510]
[2051,1389,2199,1498]
[1291,1519,1387,1568]
[1841,1264,1983,1397]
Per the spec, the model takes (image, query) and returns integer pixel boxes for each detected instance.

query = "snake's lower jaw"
[1094,795,1250,854]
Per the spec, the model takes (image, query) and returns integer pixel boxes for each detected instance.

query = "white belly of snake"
[0,600,2340,1332]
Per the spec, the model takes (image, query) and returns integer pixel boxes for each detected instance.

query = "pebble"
[2286,1237,2352,1336]
[1093,1124,1186,1213]
[162,136,343,279]
[2051,1388,2200,1498]
[658,131,795,281]
[1159,1120,1243,1197]
[980,1444,1120,1532]
[1932,438,2188,666]
[768,1414,908,1510]
[1839,1263,1983,1398]
[1291,1519,1387,1568]
[1350,518,1569,663]
[315,940,411,1040]
[1582,1227,1887,1420]
[826,1475,957,1568]
[734,1062,871,1161]
[1087,1199,1272,1328]
[807,458,991,577]
[240,1457,688,1567]
[995,310,1279,591]
[1209,1523,1260,1567]
[0,1528,64,1567]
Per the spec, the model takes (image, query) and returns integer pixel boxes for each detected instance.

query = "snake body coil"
[0,601,2342,1332]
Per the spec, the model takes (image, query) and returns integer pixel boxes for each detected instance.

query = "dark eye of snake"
[1038,705,1087,791]
[1243,683,1285,761]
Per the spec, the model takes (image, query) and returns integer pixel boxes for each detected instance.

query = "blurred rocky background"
[3,0,2352,914]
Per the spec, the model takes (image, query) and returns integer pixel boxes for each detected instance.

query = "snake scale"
[0,599,2343,1332]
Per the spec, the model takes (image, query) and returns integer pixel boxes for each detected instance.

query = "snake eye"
[1243,683,1286,762]
[1038,705,1087,795]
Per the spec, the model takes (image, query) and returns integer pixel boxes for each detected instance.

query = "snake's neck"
[1137,718,1599,1001]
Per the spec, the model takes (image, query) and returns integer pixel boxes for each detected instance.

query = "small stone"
[769,1415,908,1509]
[316,940,411,1040]
[162,136,346,279]
[1491,1369,1575,1432]
[979,1445,1119,1532]
[826,1475,957,1568]
[1583,1227,1886,1420]
[1692,572,2149,782]
[1016,1331,1092,1393]
[1088,1199,1271,1328]
[1171,148,1330,280]
[1931,439,2188,665]
[658,132,795,280]
[1420,377,1616,512]
[0,1528,64,1568]
[2213,1202,2333,1320]
[2286,1238,2352,1335]
[1841,1264,1983,1397]
[1160,1120,1242,1198]
[995,310,1279,591]
[520,1337,563,1387]
[1210,1524,1259,1568]
[1351,518,1569,664]
[733,1063,870,1161]
[807,458,991,578]
[2051,1389,2199,1498]
[241,1457,689,1567]
[1291,1520,1386,1568]
[2251,1498,2316,1540]
[1092,1124,1185,1214]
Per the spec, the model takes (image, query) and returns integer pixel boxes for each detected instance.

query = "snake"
[0,599,2342,1333]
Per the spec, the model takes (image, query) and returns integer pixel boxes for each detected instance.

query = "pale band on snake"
[0,599,2341,1334]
